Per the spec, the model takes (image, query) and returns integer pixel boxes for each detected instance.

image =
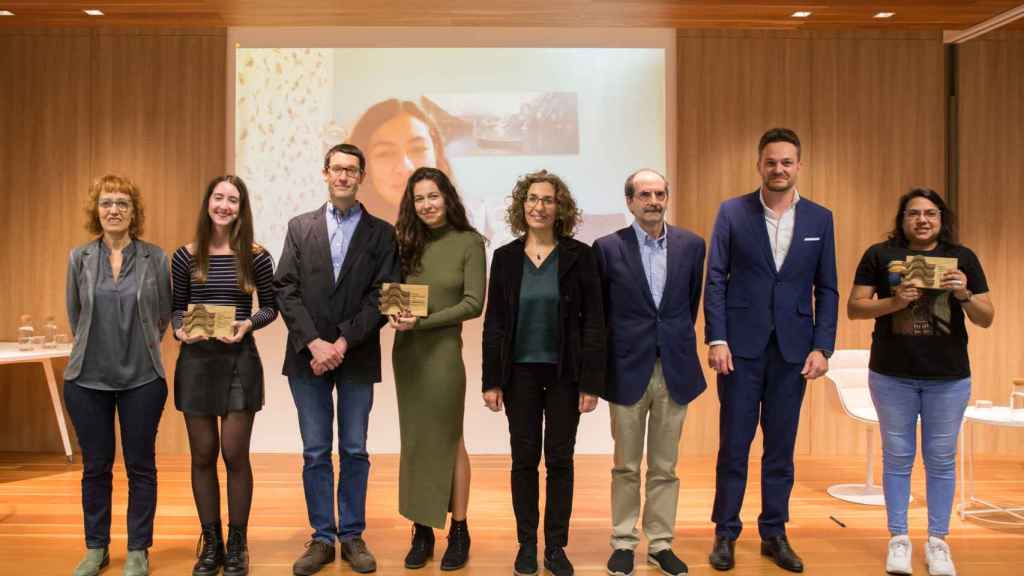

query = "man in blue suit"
[704,128,838,573]
[594,169,707,576]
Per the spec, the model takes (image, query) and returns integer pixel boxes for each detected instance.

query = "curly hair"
[505,169,581,238]
[395,167,480,277]
[85,174,145,238]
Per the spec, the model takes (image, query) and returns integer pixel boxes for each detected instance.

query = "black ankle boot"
[192,521,224,576]
[223,524,249,576]
[440,519,470,571]
[405,523,435,569]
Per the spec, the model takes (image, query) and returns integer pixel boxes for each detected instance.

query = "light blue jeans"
[868,370,970,537]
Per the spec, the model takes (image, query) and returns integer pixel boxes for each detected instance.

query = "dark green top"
[513,248,559,363]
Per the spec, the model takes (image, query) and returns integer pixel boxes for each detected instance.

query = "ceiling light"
[792,11,812,18]
[874,12,895,19]
[0,10,14,16]
[83,9,104,16]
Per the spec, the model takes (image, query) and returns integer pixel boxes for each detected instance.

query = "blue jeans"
[868,371,970,537]
[288,372,374,543]
[64,379,167,550]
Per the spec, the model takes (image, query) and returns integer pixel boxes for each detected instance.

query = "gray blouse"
[74,241,159,391]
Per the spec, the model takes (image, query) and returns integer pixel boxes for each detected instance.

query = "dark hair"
[346,99,453,215]
[323,143,366,173]
[758,127,801,159]
[85,174,145,238]
[396,167,479,277]
[624,169,670,198]
[506,169,582,238]
[192,175,261,293]
[888,187,958,247]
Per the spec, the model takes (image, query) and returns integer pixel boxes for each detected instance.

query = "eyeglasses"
[525,195,557,208]
[98,199,133,212]
[904,209,940,220]
[328,165,362,178]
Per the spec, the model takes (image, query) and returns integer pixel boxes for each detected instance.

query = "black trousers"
[504,363,581,548]
[64,379,167,550]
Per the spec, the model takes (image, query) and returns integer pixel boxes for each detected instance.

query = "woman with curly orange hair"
[64,174,172,576]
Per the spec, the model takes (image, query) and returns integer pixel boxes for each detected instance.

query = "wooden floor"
[0,453,1022,575]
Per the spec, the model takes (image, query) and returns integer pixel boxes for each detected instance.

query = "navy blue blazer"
[593,224,707,406]
[704,190,838,364]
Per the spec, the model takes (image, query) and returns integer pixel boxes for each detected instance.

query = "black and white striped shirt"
[171,246,278,331]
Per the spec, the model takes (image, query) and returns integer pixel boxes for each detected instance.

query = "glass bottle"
[43,315,58,348]
[17,315,34,351]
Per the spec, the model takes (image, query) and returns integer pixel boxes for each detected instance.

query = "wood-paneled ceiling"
[0,1,1022,29]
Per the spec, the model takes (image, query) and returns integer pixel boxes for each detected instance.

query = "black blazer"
[482,237,606,396]
[273,203,400,383]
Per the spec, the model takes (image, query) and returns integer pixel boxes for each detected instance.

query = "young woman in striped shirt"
[172,175,277,576]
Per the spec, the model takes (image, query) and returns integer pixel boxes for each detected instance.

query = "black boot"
[404,523,435,569]
[440,519,470,571]
[223,524,249,576]
[192,521,224,576]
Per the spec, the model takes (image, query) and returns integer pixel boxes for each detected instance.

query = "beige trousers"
[609,360,688,552]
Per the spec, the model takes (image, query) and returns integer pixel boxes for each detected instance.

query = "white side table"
[958,405,1024,523]
[0,343,73,462]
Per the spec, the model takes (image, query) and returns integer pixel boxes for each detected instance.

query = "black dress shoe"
[440,519,470,571]
[708,535,735,571]
[760,535,804,573]
[404,524,435,569]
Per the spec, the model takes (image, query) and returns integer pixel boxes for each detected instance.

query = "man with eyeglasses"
[593,169,707,576]
[274,143,399,575]
[704,128,838,573]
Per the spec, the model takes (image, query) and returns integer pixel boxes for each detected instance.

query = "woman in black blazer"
[482,170,605,576]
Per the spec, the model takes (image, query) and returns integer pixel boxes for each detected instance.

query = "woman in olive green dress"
[389,167,486,571]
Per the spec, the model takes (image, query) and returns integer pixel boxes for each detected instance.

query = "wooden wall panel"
[676,29,813,457]
[676,30,948,458]
[957,31,1024,455]
[807,31,947,456]
[0,28,225,454]
[1,28,1018,457]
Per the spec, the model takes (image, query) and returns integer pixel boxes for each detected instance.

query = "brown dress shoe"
[341,537,377,573]
[292,540,335,576]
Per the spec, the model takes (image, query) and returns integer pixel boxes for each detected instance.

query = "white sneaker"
[924,536,956,576]
[886,535,912,575]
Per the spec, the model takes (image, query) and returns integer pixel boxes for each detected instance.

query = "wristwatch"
[816,348,833,359]
[954,289,973,303]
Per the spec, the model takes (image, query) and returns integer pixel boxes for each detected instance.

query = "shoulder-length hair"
[887,187,958,247]
[505,169,581,238]
[395,167,479,277]
[347,100,452,194]
[85,174,145,238]
[192,175,261,294]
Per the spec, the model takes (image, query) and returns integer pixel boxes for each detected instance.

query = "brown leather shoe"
[292,540,335,576]
[340,537,377,573]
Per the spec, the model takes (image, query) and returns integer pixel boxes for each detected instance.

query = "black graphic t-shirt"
[853,241,988,380]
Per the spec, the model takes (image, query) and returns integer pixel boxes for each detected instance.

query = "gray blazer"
[64,238,172,381]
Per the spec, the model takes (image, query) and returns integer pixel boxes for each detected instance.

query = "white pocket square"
[804,237,820,241]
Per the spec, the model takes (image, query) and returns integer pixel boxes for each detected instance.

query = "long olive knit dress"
[393,225,486,528]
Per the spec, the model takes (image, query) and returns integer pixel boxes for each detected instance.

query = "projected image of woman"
[388,167,486,571]
[172,175,278,576]
[481,170,605,576]
[347,99,454,223]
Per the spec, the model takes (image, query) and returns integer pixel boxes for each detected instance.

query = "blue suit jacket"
[704,191,838,363]
[593,224,707,406]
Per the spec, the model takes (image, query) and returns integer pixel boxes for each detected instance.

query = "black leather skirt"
[174,335,264,416]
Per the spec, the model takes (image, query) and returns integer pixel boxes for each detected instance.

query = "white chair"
[824,349,899,506]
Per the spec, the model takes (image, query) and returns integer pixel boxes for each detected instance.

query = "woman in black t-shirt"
[848,188,993,576]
